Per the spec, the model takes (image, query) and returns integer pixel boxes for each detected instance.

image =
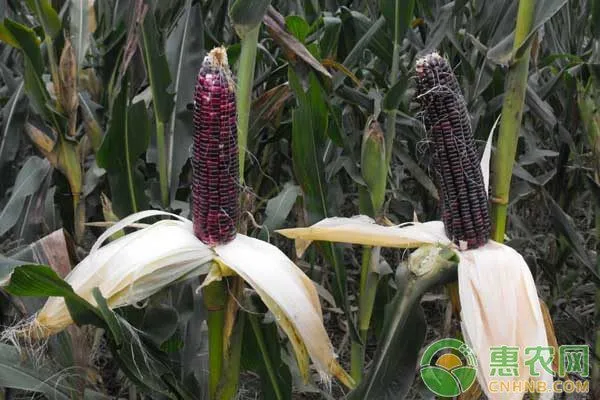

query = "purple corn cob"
[415,52,490,250]
[192,47,239,246]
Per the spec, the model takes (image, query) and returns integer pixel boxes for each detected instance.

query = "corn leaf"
[349,303,426,399]
[25,0,61,38]
[213,234,354,387]
[89,288,195,399]
[2,19,42,74]
[165,0,204,202]
[97,84,150,217]
[262,182,300,233]
[242,294,293,400]
[335,10,392,83]
[380,0,415,44]
[277,217,450,256]
[0,80,25,169]
[1,264,103,328]
[593,0,600,40]
[487,0,568,64]
[3,19,61,128]
[0,156,51,237]
[69,0,92,67]
[248,83,292,139]
[349,247,458,399]
[11,229,74,279]
[319,15,341,59]
[544,190,599,282]
[289,69,356,340]
[140,8,174,123]
[0,343,72,399]
[264,7,331,79]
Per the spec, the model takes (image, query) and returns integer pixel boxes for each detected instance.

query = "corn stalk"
[351,0,415,382]
[490,0,537,242]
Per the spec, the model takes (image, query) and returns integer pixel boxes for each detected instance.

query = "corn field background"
[0,0,598,399]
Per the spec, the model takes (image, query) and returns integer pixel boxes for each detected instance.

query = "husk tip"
[206,46,229,69]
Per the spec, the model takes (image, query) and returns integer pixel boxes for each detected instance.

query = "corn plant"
[0,0,597,399]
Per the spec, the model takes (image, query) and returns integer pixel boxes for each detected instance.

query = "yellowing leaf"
[214,234,354,388]
[277,216,450,256]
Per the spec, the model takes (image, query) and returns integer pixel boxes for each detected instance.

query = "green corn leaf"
[319,15,341,58]
[0,80,26,169]
[593,0,600,40]
[0,156,51,237]
[340,10,393,67]
[285,15,309,42]
[140,9,174,123]
[3,19,61,129]
[1,263,103,327]
[262,183,301,233]
[25,0,61,38]
[544,190,599,282]
[4,19,43,74]
[0,343,72,399]
[289,69,358,341]
[242,294,292,400]
[380,0,415,44]
[97,83,150,217]
[488,0,568,64]
[165,0,204,202]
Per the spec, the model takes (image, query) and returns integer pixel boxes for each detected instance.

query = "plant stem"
[249,313,283,400]
[351,31,402,381]
[490,0,536,242]
[237,25,260,183]
[350,341,364,383]
[217,312,245,400]
[351,20,402,380]
[211,21,261,397]
[203,279,227,400]
[351,246,372,382]
[384,41,401,165]
[156,120,169,207]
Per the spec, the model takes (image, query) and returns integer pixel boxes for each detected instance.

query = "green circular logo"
[420,338,478,397]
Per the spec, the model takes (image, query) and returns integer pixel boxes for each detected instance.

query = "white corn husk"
[3,211,353,387]
[458,242,552,399]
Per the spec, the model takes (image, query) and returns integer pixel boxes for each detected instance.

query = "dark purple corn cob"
[415,52,490,250]
[192,47,239,246]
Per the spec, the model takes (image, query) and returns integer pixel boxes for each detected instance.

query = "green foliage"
[97,83,150,216]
